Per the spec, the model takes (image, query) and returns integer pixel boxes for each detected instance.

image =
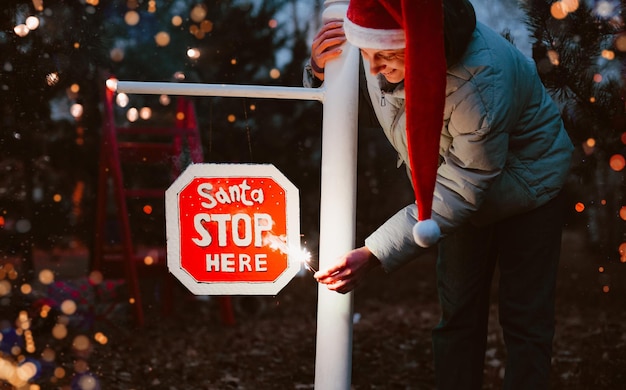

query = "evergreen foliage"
[522,0,625,258]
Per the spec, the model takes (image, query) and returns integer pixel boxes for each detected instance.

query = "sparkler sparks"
[262,233,316,273]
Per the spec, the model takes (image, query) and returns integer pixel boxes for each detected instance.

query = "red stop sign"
[166,163,301,295]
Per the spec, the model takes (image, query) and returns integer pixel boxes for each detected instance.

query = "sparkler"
[262,233,317,274]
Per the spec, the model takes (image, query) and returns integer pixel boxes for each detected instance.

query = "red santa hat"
[344,0,446,248]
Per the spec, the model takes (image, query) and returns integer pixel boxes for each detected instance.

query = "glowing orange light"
[268,19,278,28]
[593,73,603,83]
[574,202,585,212]
[190,4,207,23]
[586,138,596,148]
[550,2,568,19]
[600,199,606,206]
[598,266,604,273]
[621,132,626,145]
[32,0,44,12]
[38,269,54,285]
[601,49,615,60]
[176,112,185,121]
[619,243,626,262]
[74,359,88,374]
[129,297,135,304]
[155,31,170,47]
[124,10,140,26]
[564,0,580,11]
[609,154,625,171]
[110,47,124,62]
[201,20,213,33]
[589,96,596,103]
[73,42,80,49]
[602,285,610,293]
[249,104,256,111]
[231,58,237,65]
[52,324,68,340]
[60,300,77,315]
[547,50,560,66]
[172,16,183,27]
[53,194,62,202]
[94,332,108,345]
[72,335,90,352]
[616,33,626,52]
[144,256,154,266]
[88,270,103,285]
[227,114,236,123]
[269,68,280,79]
[54,366,66,379]
[20,283,32,295]
[0,216,4,227]
[143,204,153,214]
[619,206,626,221]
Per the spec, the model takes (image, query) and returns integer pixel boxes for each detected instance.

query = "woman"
[305,0,573,389]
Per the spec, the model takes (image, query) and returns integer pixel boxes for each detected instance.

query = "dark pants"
[432,195,565,390]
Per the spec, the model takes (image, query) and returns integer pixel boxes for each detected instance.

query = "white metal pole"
[314,1,359,389]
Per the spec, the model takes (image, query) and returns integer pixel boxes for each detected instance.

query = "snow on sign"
[165,163,301,295]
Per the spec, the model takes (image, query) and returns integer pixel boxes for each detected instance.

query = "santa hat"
[344,0,446,248]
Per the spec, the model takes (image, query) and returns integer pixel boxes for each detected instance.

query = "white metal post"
[314,1,359,389]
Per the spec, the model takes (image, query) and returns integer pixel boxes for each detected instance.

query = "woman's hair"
[443,0,477,66]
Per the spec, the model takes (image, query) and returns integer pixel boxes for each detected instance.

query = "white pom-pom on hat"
[412,219,441,248]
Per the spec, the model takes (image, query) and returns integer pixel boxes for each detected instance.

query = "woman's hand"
[310,19,347,81]
[314,246,381,294]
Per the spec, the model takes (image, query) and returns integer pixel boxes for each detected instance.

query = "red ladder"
[93,83,234,327]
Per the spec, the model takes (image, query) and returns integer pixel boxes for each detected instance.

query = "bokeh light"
[60,299,77,315]
[139,107,152,120]
[88,270,103,285]
[110,47,124,62]
[609,154,625,171]
[127,107,139,122]
[52,324,68,340]
[124,10,140,26]
[38,269,55,285]
[159,94,171,106]
[187,48,201,59]
[116,93,129,108]
[190,4,207,23]
[72,335,91,352]
[155,31,170,47]
[172,15,183,27]
[574,202,585,212]
[25,16,40,30]
[14,24,29,37]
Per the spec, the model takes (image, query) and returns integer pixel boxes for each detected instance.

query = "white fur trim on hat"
[343,16,405,50]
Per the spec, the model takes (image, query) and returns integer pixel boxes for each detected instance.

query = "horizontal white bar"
[116,81,325,102]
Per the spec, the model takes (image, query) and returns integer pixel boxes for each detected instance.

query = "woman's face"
[360,48,406,83]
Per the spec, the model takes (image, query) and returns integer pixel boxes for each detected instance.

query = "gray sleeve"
[303,62,323,88]
[364,203,433,273]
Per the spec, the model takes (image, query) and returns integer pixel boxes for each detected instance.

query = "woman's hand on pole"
[310,19,347,81]
[314,246,380,294]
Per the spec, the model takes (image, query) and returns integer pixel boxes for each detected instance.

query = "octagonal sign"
[166,163,301,295]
